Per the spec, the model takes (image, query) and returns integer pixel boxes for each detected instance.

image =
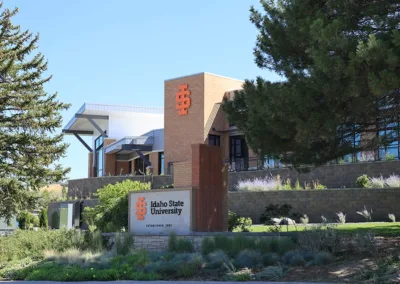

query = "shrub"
[300,214,309,225]
[168,232,194,253]
[228,211,252,232]
[254,264,287,281]
[336,212,346,224]
[282,179,292,190]
[349,232,378,256]
[236,176,281,191]
[260,203,301,225]
[357,205,373,221]
[205,250,230,271]
[294,180,302,190]
[297,226,341,253]
[384,153,396,161]
[168,232,177,252]
[201,237,215,255]
[234,249,263,269]
[282,251,304,266]
[312,180,326,189]
[0,229,85,263]
[262,252,280,266]
[357,174,371,188]
[115,233,134,256]
[83,180,150,232]
[85,230,104,252]
[385,174,400,188]
[213,235,233,256]
[370,176,385,188]
[39,208,48,229]
[388,214,396,222]
[313,251,333,265]
[16,211,33,230]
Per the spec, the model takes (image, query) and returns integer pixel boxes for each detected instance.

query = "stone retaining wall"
[229,160,400,190]
[68,175,173,199]
[229,188,400,223]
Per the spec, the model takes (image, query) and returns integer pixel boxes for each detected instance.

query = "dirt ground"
[283,237,400,283]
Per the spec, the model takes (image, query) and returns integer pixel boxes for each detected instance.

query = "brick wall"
[115,161,129,176]
[173,161,192,188]
[68,175,173,199]
[229,160,400,190]
[229,188,400,224]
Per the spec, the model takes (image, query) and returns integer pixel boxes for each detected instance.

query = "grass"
[248,222,400,236]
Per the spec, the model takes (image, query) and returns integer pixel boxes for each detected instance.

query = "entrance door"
[229,136,249,171]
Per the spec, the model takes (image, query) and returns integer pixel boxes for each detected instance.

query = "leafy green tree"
[0,4,69,222]
[83,180,151,232]
[223,0,400,168]
[39,208,48,229]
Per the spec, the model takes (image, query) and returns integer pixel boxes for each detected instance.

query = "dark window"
[378,118,399,160]
[159,152,164,175]
[94,133,106,177]
[208,135,220,146]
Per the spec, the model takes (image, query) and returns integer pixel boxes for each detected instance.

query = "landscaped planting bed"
[0,229,399,282]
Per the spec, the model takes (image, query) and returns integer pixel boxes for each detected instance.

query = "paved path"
[0,281,328,284]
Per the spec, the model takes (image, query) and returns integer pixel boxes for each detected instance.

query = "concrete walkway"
[0,281,329,284]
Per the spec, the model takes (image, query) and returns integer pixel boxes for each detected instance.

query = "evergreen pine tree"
[223,0,400,168]
[0,5,69,223]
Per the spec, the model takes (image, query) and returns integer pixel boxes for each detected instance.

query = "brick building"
[64,72,400,178]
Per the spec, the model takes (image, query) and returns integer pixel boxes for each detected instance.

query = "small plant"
[228,211,252,232]
[300,214,309,225]
[168,232,177,252]
[321,215,328,224]
[201,237,215,255]
[336,212,346,224]
[262,252,280,266]
[313,251,333,265]
[385,174,400,188]
[294,179,302,190]
[205,250,230,270]
[282,178,292,190]
[236,176,282,191]
[304,182,311,190]
[356,205,373,221]
[350,232,378,256]
[115,233,134,256]
[388,214,396,222]
[356,174,371,188]
[234,249,263,269]
[312,180,327,189]
[384,152,396,161]
[175,239,195,253]
[38,208,48,229]
[254,263,287,281]
[370,176,385,188]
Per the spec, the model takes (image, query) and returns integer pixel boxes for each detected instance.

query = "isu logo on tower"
[136,197,147,220]
[176,84,191,116]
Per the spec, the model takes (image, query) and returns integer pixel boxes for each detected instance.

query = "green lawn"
[249,222,400,236]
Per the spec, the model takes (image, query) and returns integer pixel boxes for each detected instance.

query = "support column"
[192,144,228,232]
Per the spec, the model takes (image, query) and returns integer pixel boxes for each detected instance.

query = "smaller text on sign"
[136,197,146,220]
[176,84,191,116]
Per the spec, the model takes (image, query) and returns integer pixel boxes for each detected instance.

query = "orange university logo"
[136,197,147,220]
[176,84,191,116]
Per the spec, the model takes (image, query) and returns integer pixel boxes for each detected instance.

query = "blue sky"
[7,0,280,180]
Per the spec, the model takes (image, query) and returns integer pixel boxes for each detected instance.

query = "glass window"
[94,134,105,177]
[208,135,220,146]
[159,152,164,175]
[378,119,399,160]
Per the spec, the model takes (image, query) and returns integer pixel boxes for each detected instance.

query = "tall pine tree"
[0,5,69,222]
[223,0,400,168]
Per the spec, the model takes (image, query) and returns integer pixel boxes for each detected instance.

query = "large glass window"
[378,119,399,160]
[94,134,105,177]
[339,125,361,163]
[159,152,164,175]
[208,135,220,146]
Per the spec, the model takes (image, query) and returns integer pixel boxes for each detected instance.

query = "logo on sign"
[176,84,191,116]
[136,197,147,220]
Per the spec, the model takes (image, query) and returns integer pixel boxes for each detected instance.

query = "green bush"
[201,237,216,255]
[16,211,32,230]
[262,252,280,266]
[0,229,85,264]
[254,264,287,281]
[213,235,234,256]
[205,250,230,271]
[313,251,333,265]
[259,203,301,225]
[115,233,134,256]
[357,174,371,188]
[168,232,194,253]
[234,249,263,269]
[83,180,150,232]
[228,211,252,232]
[39,208,48,229]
